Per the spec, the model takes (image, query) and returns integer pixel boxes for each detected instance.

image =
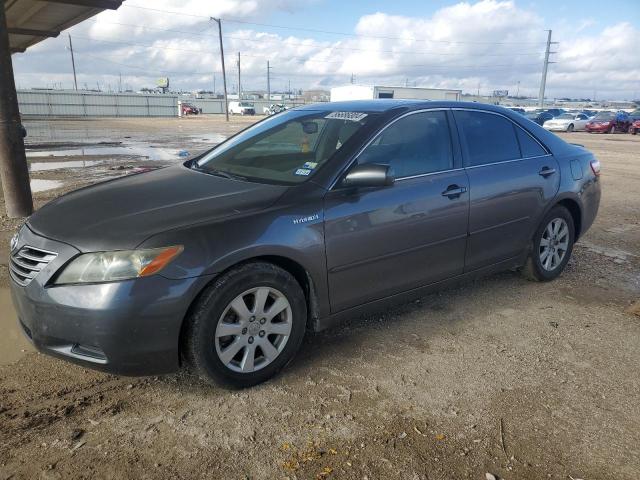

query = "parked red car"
[629,119,640,135]
[181,103,201,116]
[585,111,630,133]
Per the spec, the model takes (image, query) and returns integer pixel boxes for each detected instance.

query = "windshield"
[239,102,253,107]
[593,112,615,120]
[194,109,377,185]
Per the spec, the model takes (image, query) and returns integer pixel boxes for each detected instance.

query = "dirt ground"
[0,116,639,480]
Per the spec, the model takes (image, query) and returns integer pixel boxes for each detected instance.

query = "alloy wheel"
[539,218,570,271]
[214,287,292,373]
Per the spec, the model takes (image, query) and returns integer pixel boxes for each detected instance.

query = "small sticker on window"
[325,112,368,122]
[294,168,312,176]
[303,161,318,169]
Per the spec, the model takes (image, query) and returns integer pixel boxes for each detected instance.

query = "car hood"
[27,164,288,251]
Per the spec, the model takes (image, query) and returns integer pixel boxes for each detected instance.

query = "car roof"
[295,99,534,114]
[295,99,577,159]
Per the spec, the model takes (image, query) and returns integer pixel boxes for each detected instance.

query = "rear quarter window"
[515,127,547,158]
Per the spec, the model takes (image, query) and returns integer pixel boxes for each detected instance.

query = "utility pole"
[267,61,272,101]
[237,52,241,100]
[0,5,33,217]
[68,34,78,91]
[288,79,291,100]
[118,72,122,93]
[212,17,229,121]
[538,29,557,108]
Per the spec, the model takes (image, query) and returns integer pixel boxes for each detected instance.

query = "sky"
[10,0,640,100]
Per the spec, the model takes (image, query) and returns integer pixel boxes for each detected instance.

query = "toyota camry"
[10,100,601,387]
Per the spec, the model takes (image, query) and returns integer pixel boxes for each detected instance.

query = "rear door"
[453,109,560,271]
[324,110,469,312]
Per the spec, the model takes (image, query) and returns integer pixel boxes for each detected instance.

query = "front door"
[324,110,469,312]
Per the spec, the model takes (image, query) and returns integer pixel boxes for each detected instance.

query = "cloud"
[11,0,640,100]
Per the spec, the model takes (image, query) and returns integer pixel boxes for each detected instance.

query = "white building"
[330,84,462,102]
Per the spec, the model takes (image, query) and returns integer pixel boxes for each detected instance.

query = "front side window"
[358,111,453,178]
[454,110,520,166]
[195,110,376,184]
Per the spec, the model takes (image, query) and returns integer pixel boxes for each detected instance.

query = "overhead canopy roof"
[5,0,123,53]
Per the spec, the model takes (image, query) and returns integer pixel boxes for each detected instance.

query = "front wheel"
[184,262,307,387]
[567,124,574,132]
[521,206,575,282]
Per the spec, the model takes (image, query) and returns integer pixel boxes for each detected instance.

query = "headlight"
[54,245,183,285]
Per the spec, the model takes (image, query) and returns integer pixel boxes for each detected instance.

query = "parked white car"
[228,102,256,115]
[543,113,590,132]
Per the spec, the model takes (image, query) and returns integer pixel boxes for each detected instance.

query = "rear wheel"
[522,206,575,282]
[184,262,307,387]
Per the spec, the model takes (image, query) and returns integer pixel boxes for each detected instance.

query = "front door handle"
[539,167,557,177]
[441,185,467,199]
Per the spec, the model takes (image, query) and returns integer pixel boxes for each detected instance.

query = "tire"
[184,262,307,388]
[609,125,615,134]
[632,128,637,135]
[567,124,574,132]
[521,205,575,282]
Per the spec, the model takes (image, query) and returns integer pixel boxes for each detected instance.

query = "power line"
[120,4,548,46]
[70,35,541,70]
[73,49,215,76]
[91,19,545,57]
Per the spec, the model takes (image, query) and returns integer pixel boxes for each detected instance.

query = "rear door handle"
[441,185,467,198]
[539,167,556,177]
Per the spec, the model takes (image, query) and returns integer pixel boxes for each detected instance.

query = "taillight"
[590,159,601,176]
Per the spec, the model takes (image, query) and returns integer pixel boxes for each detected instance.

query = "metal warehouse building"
[330,84,462,102]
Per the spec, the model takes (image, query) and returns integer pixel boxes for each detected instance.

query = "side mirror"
[342,163,394,188]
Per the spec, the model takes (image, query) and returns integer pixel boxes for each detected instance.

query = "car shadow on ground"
[155,269,527,393]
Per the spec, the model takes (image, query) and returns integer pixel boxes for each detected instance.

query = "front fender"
[139,197,330,318]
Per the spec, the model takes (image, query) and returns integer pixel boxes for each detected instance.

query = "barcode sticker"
[325,112,368,122]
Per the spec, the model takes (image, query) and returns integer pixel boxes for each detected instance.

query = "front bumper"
[586,124,610,133]
[9,225,212,376]
[543,124,569,131]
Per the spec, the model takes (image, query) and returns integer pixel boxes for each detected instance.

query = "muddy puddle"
[0,288,34,365]
[30,179,64,192]
[29,160,104,172]
[26,145,185,161]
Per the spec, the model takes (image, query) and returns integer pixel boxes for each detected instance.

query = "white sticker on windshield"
[294,168,312,176]
[325,112,368,122]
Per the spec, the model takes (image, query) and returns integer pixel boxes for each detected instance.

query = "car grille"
[9,245,58,286]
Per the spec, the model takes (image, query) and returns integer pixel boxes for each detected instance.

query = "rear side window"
[454,110,520,166]
[358,111,453,178]
[515,127,547,158]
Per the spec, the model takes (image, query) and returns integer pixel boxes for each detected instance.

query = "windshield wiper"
[201,168,248,181]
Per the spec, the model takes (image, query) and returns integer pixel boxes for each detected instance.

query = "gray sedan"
[10,100,601,387]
